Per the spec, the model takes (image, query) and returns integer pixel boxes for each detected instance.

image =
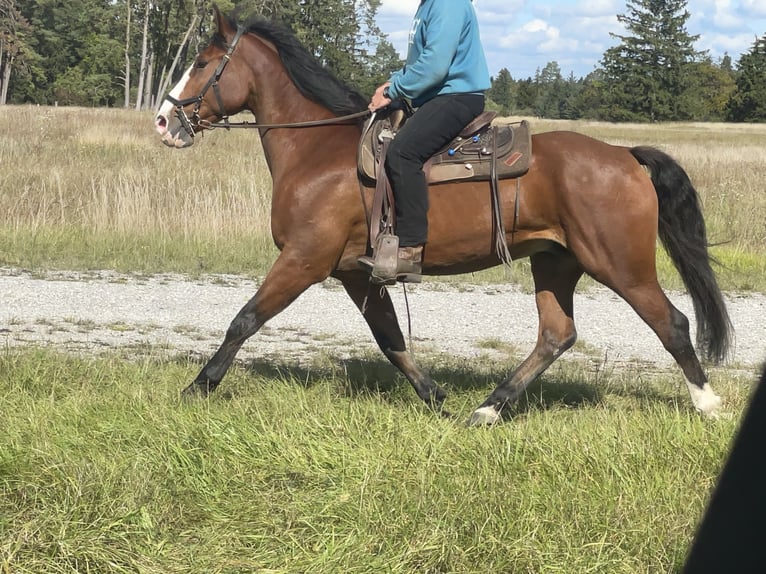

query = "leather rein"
[165,25,370,137]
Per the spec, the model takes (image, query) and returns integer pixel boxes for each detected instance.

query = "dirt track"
[1,267,764,372]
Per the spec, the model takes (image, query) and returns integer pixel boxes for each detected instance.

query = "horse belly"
[422,178,562,273]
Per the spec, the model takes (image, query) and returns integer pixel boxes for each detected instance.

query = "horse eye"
[196,60,208,69]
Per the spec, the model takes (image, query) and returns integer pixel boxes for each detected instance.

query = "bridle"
[165,26,246,138]
[165,25,369,137]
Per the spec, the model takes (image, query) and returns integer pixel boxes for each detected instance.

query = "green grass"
[0,227,278,276]
[1,347,758,573]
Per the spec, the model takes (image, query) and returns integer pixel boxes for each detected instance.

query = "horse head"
[155,7,251,148]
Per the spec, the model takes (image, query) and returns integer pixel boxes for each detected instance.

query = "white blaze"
[157,65,194,122]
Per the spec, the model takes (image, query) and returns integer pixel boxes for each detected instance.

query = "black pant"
[385,93,485,246]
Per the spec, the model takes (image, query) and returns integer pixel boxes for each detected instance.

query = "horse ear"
[212,4,229,35]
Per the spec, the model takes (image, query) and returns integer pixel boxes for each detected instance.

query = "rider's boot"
[358,244,423,285]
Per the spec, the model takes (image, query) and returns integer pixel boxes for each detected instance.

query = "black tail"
[630,146,732,363]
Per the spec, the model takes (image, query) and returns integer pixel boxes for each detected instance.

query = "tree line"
[487,0,766,122]
[0,0,399,111]
[1,0,765,122]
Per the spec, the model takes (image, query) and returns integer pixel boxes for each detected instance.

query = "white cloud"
[687,0,766,61]
[378,0,417,17]
[690,0,744,31]
[475,0,526,16]
[523,19,552,35]
[536,0,620,18]
[700,31,761,56]
[741,0,766,18]
[578,0,620,17]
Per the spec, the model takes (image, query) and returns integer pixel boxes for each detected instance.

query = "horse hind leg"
[566,219,721,415]
[613,281,721,416]
[471,251,583,425]
[337,271,448,413]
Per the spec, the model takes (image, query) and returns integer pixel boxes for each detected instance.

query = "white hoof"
[469,406,501,426]
[687,383,722,418]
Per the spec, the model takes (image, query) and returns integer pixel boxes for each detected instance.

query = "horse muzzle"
[155,108,195,149]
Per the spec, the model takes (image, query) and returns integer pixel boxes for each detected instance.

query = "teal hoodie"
[387,0,490,108]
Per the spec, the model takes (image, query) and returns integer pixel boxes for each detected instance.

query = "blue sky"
[377,0,766,79]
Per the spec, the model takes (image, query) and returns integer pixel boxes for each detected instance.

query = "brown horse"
[154,8,732,424]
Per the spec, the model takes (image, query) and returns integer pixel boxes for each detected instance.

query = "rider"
[359,0,490,284]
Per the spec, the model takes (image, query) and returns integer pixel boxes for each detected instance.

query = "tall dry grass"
[0,105,276,273]
[1,106,764,285]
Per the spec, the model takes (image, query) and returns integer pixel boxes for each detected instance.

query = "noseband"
[165,26,246,138]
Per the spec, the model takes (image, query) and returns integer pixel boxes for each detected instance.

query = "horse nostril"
[156,115,167,129]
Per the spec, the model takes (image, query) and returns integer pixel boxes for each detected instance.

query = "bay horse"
[154,8,732,424]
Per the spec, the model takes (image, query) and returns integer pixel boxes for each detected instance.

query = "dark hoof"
[181,381,215,399]
[439,408,456,420]
[423,387,448,415]
[426,396,452,419]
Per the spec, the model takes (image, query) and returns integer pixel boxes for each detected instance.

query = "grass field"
[0,347,757,573]
[1,107,765,572]
[0,106,765,289]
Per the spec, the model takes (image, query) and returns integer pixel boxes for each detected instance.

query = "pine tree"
[487,68,514,115]
[720,53,733,73]
[599,0,702,122]
[726,35,766,122]
[534,61,564,119]
[358,37,402,97]
[514,77,536,115]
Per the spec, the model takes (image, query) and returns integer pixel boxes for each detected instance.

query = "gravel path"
[1,267,764,370]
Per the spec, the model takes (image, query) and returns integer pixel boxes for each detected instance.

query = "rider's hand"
[369,82,392,111]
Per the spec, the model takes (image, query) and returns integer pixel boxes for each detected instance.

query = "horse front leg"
[470,251,583,425]
[183,252,327,397]
[336,271,449,414]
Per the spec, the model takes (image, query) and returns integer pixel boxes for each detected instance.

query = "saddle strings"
[402,284,415,358]
[490,125,514,267]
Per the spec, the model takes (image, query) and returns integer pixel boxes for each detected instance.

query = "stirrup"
[357,234,399,285]
[371,234,400,283]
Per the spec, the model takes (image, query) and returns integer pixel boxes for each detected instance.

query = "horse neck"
[241,35,350,181]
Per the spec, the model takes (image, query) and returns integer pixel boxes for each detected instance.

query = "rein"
[197,109,370,130]
[166,24,370,136]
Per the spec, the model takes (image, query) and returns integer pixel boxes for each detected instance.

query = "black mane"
[223,12,369,117]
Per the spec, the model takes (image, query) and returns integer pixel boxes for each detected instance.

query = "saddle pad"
[358,116,532,185]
